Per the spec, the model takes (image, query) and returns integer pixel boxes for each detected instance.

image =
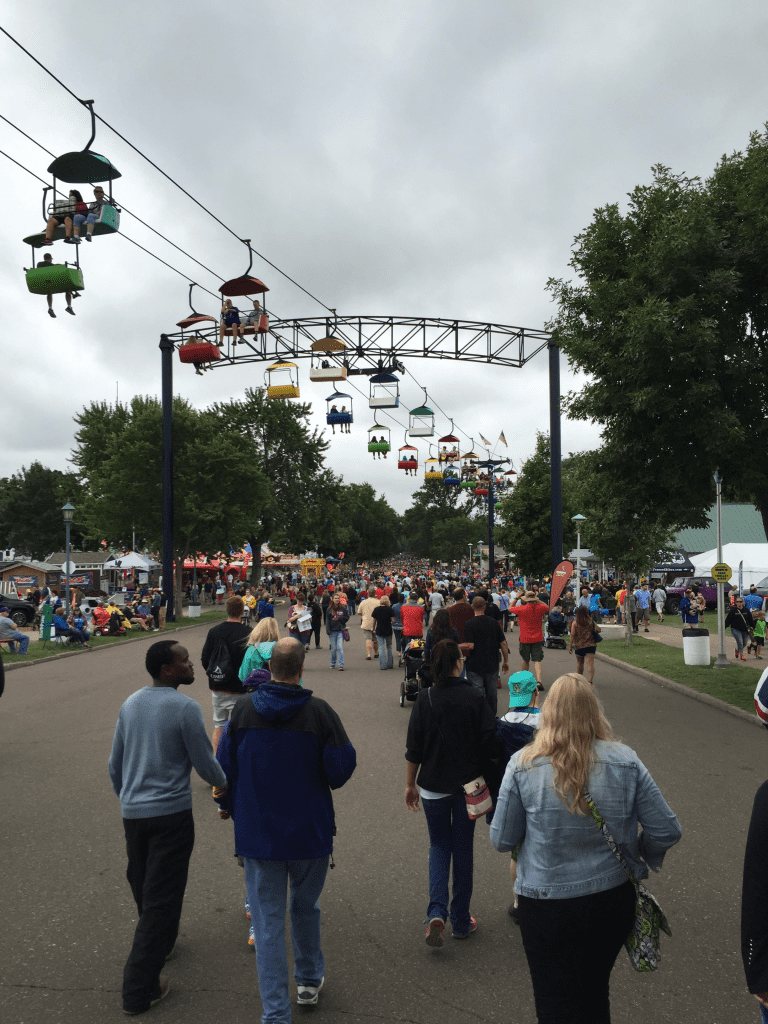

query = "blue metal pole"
[549,339,563,570]
[160,334,175,622]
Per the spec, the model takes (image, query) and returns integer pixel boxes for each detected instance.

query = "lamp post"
[713,469,730,669]
[572,514,586,582]
[468,543,473,576]
[61,501,75,615]
[478,539,485,578]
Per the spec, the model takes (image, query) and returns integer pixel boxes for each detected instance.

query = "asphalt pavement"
[0,620,765,1023]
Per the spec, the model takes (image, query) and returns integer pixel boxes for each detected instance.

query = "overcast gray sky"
[2,1,767,515]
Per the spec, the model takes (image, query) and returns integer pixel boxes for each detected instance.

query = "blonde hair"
[518,673,617,816]
[379,595,390,606]
[248,617,280,645]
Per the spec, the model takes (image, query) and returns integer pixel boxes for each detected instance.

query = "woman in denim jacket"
[490,674,681,1024]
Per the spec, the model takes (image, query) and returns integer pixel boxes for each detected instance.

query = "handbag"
[584,789,671,972]
[341,628,350,642]
[427,689,492,819]
[593,629,603,644]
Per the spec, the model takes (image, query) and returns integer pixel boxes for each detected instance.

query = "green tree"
[0,462,86,559]
[332,483,401,563]
[431,515,481,566]
[401,479,481,557]
[72,397,267,611]
[209,388,334,585]
[494,434,577,576]
[549,132,768,540]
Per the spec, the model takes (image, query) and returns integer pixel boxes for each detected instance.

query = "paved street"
[0,620,765,1024]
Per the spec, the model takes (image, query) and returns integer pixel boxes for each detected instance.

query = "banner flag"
[549,560,574,610]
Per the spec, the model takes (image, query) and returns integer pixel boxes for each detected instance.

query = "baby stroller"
[544,610,568,650]
[399,637,430,707]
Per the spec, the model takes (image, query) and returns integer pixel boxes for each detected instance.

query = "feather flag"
[499,431,508,447]
[479,434,491,447]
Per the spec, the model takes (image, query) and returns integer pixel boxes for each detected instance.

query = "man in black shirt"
[201,595,251,752]
[463,597,509,715]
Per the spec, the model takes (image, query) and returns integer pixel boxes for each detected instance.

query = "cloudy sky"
[2,1,767,516]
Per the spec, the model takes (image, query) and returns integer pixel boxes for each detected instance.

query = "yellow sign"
[711,562,732,583]
[301,558,326,577]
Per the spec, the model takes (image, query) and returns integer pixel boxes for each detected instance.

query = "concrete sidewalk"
[601,618,763,667]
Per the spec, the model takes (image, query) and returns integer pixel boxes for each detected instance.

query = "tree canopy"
[0,462,86,560]
[549,128,768,541]
[401,478,482,561]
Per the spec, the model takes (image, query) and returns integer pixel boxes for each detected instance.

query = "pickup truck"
[663,576,732,615]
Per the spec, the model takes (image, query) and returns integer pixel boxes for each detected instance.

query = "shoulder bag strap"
[583,788,639,887]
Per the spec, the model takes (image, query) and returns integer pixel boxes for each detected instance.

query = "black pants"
[312,621,321,647]
[122,809,195,1013]
[152,607,160,629]
[502,610,510,632]
[518,880,635,1024]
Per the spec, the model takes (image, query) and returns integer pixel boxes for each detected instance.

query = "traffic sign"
[711,562,731,583]
[61,560,77,575]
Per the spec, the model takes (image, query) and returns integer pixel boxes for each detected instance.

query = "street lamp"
[713,469,730,669]
[478,540,485,578]
[61,501,75,615]
[468,543,473,575]
[572,514,586,582]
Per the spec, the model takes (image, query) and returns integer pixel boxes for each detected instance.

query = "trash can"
[682,627,710,666]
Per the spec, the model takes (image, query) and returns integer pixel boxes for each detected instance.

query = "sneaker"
[64,237,75,244]
[296,977,324,1005]
[507,904,519,925]
[48,308,56,317]
[84,233,92,241]
[245,898,251,920]
[452,917,477,940]
[41,238,53,246]
[735,648,739,658]
[65,306,75,315]
[741,654,746,661]
[425,917,445,947]
[248,924,256,948]
[124,977,170,1014]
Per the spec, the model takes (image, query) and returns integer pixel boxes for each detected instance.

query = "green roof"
[673,504,767,553]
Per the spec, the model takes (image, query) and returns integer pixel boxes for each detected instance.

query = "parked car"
[0,593,36,628]
[663,576,732,615]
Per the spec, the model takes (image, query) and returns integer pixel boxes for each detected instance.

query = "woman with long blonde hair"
[491,673,681,1024]
[238,616,280,683]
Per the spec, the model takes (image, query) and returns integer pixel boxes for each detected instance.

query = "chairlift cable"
[0,26,335,312]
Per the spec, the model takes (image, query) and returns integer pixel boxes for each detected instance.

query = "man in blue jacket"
[216,637,356,1023]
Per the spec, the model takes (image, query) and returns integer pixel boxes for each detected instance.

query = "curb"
[595,651,763,729]
[2,618,219,673]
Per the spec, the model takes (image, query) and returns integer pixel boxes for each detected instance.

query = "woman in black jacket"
[405,639,501,947]
[726,597,754,661]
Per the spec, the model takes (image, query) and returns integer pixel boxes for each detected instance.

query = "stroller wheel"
[399,679,406,707]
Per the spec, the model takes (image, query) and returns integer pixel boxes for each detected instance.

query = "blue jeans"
[244,857,329,1024]
[378,634,393,669]
[467,668,498,716]
[732,628,749,653]
[393,628,403,653]
[329,630,344,668]
[762,1004,768,1023]
[421,794,476,934]
[5,630,29,654]
[347,601,356,617]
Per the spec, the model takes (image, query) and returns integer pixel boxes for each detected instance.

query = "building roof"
[0,559,63,573]
[47,550,113,566]
[673,504,767,554]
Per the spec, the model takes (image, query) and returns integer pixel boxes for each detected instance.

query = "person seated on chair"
[52,609,90,647]
[408,454,417,476]
[69,610,92,645]
[42,189,85,245]
[330,405,339,434]
[340,406,351,434]
[36,253,78,318]
[220,299,241,344]
[73,185,113,242]
[242,298,261,326]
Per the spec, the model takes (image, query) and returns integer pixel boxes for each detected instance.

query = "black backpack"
[206,639,238,689]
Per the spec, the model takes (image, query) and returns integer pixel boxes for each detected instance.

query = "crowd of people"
[102,561,695,1022]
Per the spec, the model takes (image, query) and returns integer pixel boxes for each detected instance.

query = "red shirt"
[400,603,425,637]
[448,601,475,643]
[508,602,548,643]
[315,584,324,596]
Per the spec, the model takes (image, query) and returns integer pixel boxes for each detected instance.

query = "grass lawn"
[1,607,227,667]
[599,637,764,713]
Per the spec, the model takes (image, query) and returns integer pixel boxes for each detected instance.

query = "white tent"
[103,552,159,569]
[692,543,768,587]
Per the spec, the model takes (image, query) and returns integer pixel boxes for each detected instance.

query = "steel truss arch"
[167,314,551,371]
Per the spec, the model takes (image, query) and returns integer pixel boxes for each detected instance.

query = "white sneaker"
[296,977,324,1005]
